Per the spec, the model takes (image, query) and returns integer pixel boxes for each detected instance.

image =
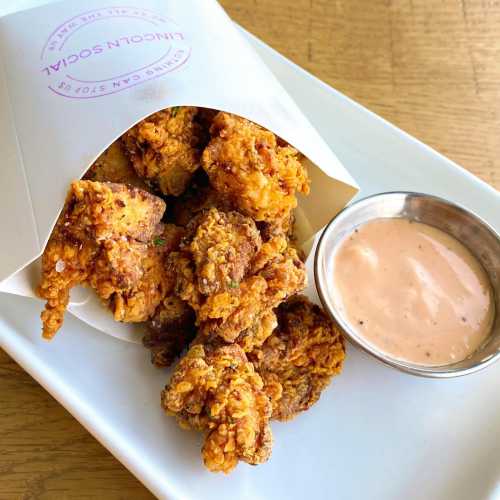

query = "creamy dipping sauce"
[332,218,495,366]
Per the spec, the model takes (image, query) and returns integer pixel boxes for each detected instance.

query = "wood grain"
[0,350,154,500]
[1,1,499,499]
[221,0,500,190]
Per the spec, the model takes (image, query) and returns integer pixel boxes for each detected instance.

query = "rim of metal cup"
[314,191,500,378]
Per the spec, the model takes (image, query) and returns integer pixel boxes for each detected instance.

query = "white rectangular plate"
[1,2,499,500]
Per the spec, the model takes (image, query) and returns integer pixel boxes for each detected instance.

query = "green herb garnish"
[170,106,179,117]
[153,237,166,246]
[229,281,239,289]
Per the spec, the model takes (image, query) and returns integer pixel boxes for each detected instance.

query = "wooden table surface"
[1,1,499,499]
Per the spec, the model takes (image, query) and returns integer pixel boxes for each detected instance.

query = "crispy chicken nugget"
[168,207,306,347]
[109,223,185,323]
[171,207,262,309]
[162,344,273,473]
[202,112,310,228]
[105,233,170,323]
[170,208,306,348]
[37,181,166,338]
[65,180,165,241]
[184,207,262,296]
[198,246,307,343]
[122,106,205,196]
[249,296,345,421]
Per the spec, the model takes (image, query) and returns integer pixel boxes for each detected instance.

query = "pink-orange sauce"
[331,218,494,366]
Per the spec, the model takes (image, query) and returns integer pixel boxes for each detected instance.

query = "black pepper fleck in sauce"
[330,217,494,366]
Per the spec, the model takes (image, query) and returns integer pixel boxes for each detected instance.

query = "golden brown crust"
[202,112,309,228]
[198,245,306,343]
[169,208,306,347]
[38,106,348,476]
[67,180,165,242]
[109,223,185,323]
[122,107,205,196]
[161,344,272,473]
[249,296,346,421]
[107,234,170,323]
[37,181,167,338]
[184,208,262,295]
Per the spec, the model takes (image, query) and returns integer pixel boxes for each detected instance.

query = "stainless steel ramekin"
[314,192,500,378]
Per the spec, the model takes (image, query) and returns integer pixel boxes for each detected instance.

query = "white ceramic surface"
[1,2,500,500]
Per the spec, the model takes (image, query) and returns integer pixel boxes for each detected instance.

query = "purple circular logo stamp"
[41,6,191,99]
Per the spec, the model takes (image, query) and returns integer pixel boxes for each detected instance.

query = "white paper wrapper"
[0,0,358,342]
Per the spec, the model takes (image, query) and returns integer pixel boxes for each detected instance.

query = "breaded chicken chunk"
[62,180,165,241]
[84,140,148,190]
[162,344,272,473]
[95,223,184,323]
[122,106,205,196]
[103,231,171,323]
[202,112,310,230]
[38,181,166,339]
[169,208,306,348]
[184,208,262,296]
[189,309,278,362]
[171,207,262,312]
[197,245,306,344]
[249,296,345,421]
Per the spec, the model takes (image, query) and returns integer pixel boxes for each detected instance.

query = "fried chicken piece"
[143,295,196,367]
[97,223,184,323]
[202,112,310,230]
[172,208,262,309]
[186,208,262,295]
[122,106,204,196]
[198,245,306,343]
[170,208,306,348]
[105,233,170,323]
[64,180,165,241]
[84,140,148,190]
[38,181,166,338]
[162,344,272,473]
[249,296,345,421]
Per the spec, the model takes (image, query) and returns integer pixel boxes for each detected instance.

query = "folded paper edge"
[0,4,360,342]
[0,41,42,283]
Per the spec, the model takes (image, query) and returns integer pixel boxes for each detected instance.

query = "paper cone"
[0,0,358,341]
